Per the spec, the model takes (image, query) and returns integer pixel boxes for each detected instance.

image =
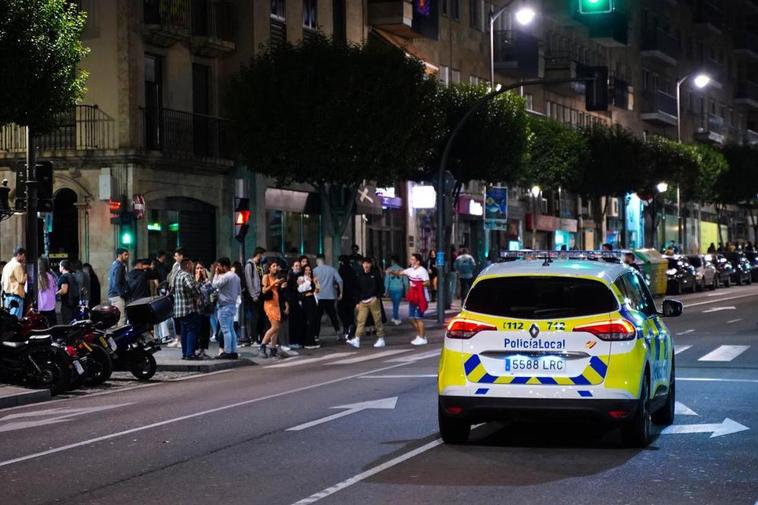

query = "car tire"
[652,361,675,426]
[438,401,471,444]
[622,374,652,448]
[672,281,682,295]
[725,276,732,288]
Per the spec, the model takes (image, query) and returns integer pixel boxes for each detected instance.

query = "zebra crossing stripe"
[674,345,692,355]
[698,345,750,362]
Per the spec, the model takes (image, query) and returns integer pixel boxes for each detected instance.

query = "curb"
[156,358,256,373]
[0,387,51,409]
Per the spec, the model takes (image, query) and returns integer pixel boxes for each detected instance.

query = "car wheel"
[652,361,675,426]
[725,276,732,288]
[622,374,652,448]
[710,277,717,290]
[438,401,471,444]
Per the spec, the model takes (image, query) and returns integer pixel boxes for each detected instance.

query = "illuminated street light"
[515,6,537,26]
[693,74,711,89]
[530,185,541,197]
[657,182,669,193]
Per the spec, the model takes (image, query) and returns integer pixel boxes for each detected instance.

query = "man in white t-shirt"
[391,253,430,346]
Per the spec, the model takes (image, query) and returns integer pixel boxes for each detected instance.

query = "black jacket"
[356,270,382,301]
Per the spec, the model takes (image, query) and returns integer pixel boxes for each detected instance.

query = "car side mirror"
[661,299,683,318]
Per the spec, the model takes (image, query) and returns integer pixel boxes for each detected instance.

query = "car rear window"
[464,276,618,319]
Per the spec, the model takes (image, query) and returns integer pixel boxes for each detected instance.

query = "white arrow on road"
[286,397,398,431]
[702,306,736,313]
[0,403,132,433]
[674,402,698,416]
[658,418,749,438]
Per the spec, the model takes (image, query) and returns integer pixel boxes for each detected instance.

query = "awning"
[265,188,321,213]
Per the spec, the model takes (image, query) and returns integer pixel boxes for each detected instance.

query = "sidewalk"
[0,385,51,409]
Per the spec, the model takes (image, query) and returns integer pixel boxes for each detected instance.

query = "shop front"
[146,197,216,266]
[264,188,323,258]
[526,213,560,250]
[455,195,484,258]
[365,187,406,266]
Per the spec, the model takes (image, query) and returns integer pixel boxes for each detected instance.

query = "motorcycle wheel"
[29,350,72,396]
[82,345,113,387]
[130,351,157,381]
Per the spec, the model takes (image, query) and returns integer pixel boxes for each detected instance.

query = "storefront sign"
[381,196,403,209]
[411,185,436,209]
[132,194,146,220]
[456,196,484,216]
[526,214,560,231]
[355,184,383,216]
[484,186,508,230]
[559,218,578,233]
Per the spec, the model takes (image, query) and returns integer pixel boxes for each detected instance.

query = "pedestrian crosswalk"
[675,344,752,362]
[266,348,440,368]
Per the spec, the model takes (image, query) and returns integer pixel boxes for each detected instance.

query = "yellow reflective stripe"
[468,365,486,383]
[526,377,541,385]
[554,376,574,386]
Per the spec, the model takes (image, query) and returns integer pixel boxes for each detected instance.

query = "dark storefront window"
[266,209,322,258]
[147,198,216,266]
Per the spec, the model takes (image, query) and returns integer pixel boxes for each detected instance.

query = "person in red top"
[391,253,430,346]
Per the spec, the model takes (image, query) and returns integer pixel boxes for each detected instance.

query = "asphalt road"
[1,285,757,505]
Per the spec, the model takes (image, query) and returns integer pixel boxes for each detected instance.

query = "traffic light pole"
[25,127,39,307]
[435,75,605,325]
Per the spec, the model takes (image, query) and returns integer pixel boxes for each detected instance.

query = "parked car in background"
[664,255,696,294]
[707,254,733,288]
[722,252,753,286]
[687,254,717,291]
[744,251,758,282]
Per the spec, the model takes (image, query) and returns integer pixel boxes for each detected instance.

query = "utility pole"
[25,127,39,307]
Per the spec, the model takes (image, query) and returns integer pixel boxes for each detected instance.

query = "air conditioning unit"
[608,197,620,218]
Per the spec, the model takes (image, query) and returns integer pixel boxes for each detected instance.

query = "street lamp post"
[675,72,710,253]
[489,1,537,90]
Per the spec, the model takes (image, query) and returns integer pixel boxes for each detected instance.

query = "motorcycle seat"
[28,335,53,344]
[30,325,76,337]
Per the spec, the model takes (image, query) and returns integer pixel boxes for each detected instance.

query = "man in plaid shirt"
[172,258,202,360]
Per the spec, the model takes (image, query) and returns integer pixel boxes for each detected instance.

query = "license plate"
[108,337,117,352]
[73,360,85,375]
[505,356,566,374]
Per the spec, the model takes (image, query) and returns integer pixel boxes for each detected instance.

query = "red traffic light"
[235,210,251,226]
[108,199,122,214]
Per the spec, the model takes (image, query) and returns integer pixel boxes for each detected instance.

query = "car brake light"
[446,320,496,339]
[573,319,636,341]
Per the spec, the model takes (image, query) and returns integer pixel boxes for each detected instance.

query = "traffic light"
[36,162,53,212]
[109,197,123,224]
[233,197,250,244]
[578,0,613,15]
[580,65,609,111]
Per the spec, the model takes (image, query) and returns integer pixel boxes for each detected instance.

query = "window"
[439,65,450,86]
[303,0,317,30]
[441,0,447,16]
[524,93,534,111]
[469,0,481,30]
[271,0,286,49]
[271,0,285,19]
[465,276,618,319]
[450,0,460,20]
[615,273,657,317]
[452,69,461,84]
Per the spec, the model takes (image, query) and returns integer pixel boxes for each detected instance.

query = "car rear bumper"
[439,395,639,423]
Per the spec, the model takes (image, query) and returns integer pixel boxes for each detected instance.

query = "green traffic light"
[578,0,613,14]
[121,230,133,245]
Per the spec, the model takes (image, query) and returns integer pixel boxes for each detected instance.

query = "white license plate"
[73,360,84,375]
[505,356,566,374]
[108,337,117,352]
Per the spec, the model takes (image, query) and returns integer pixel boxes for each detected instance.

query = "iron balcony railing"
[703,114,724,135]
[734,30,758,55]
[141,107,231,160]
[144,0,191,32]
[191,0,235,41]
[643,89,678,117]
[737,80,758,102]
[640,28,680,60]
[0,105,116,153]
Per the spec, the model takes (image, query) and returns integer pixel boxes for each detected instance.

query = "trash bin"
[633,249,668,297]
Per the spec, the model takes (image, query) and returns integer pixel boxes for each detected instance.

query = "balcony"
[695,114,725,145]
[734,31,758,61]
[640,89,678,126]
[543,52,588,96]
[143,0,191,47]
[693,1,723,35]
[141,107,231,161]
[736,80,758,109]
[745,128,758,145]
[493,30,542,79]
[191,1,235,56]
[0,105,117,156]
[368,0,438,39]
[640,29,680,66]
[613,78,632,110]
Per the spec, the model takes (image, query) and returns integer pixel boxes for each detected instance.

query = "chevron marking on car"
[463,353,610,386]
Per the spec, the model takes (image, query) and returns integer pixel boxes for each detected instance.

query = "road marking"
[684,293,758,308]
[267,352,357,368]
[678,377,758,384]
[290,439,443,505]
[676,330,695,336]
[674,345,692,355]
[0,403,132,433]
[726,318,743,324]
[702,306,736,313]
[658,418,749,438]
[286,397,398,431]
[0,356,431,468]
[359,374,437,379]
[328,350,412,365]
[698,345,750,362]
[674,402,698,416]
[169,370,233,381]
[385,350,440,363]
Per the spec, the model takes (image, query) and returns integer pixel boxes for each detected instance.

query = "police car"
[437,251,682,447]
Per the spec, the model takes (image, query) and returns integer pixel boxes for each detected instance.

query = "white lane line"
[676,330,695,336]
[359,374,437,379]
[727,318,743,324]
[674,402,698,416]
[674,345,692,355]
[267,352,357,369]
[0,357,426,468]
[702,306,736,313]
[169,370,233,381]
[678,377,758,384]
[290,439,443,505]
[698,345,750,362]
[684,293,758,308]
[328,350,412,365]
[385,350,441,363]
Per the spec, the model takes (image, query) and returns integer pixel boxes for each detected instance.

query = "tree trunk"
[716,204,724,246]
[319,183,355,264]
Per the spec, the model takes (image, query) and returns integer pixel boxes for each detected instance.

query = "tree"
[0,0,89,129]
[523,115,587,192]
[226,35,441,259]
[719,144,758,243]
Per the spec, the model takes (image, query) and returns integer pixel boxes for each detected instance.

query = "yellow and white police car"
[438,252,682,447]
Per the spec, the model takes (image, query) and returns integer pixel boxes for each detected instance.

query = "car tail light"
[608,410,630,419]
[446,320,496,339]
[573,319,636,341]
[445,406,464,415]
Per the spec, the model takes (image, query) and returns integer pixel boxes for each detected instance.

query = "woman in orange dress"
[260,261,286,358]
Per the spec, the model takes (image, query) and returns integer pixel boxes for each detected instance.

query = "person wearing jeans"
[172,258,201,360]
[213,257,242,359]
[106,248,130,326]
[383,255,407,325]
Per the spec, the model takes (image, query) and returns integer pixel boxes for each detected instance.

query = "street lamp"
[656,182,669,194]
[675,72,711,253]
[530,185,541,249]
[489,1,538,89]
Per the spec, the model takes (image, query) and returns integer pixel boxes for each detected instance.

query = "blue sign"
[485,186,508,230]
[436,251,445,266]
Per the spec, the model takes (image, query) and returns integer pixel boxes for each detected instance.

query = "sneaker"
[304,344,321,350]
[346,337,360,348]
[289,344,302,350]
[373,337,386,348]
[258,345,269,359]
[392,319,402,326]
[279,345,291,352]
[410,336,428,346]
[167,339,181,348]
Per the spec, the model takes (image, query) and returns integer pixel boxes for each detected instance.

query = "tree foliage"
[0,0,89,129]
[523,115,587,191]
[426,84,528,185]
[717,144,758,206]
[678,143,727,204]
